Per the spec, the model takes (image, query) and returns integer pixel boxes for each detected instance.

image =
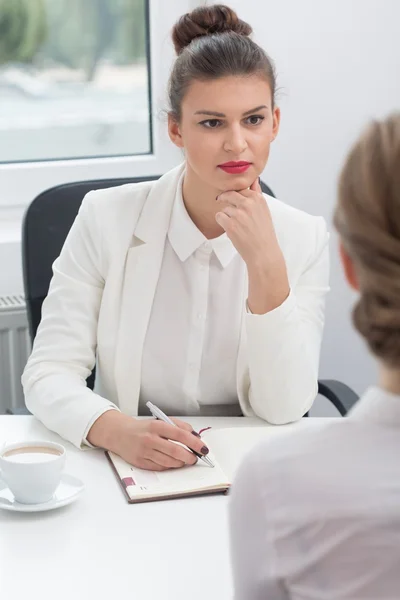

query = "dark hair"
[334,113,400,366]
[168,4,277,122]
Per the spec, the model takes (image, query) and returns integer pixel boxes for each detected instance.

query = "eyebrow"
[194,105,268,118]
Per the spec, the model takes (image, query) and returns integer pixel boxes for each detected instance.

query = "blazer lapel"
[114,240,166,415]
[114,163,185,415]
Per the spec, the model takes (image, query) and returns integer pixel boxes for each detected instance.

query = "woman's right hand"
[87,410,210,471]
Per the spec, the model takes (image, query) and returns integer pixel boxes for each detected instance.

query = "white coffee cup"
[0,441,66,504]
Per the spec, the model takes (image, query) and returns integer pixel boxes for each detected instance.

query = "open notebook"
[106,425,290,503]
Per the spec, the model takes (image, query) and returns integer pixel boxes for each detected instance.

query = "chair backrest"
[22,176,275,344]
[22,176,160,343]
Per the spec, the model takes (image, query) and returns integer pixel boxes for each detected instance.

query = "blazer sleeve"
[21,192,119,449]
[243,216,329,423]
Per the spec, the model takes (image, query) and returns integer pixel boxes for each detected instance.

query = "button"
[196,313,203,320]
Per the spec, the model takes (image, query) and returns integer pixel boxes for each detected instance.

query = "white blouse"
[139,178,246,416]
[229,386,400,599]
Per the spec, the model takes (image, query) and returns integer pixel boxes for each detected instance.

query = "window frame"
[0,0,195,212]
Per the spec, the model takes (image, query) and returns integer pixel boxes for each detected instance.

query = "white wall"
[221,0,400,397]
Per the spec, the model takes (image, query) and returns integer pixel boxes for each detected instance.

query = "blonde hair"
[334,113,400,365]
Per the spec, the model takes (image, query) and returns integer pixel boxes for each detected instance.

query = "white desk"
[0,416,332,600]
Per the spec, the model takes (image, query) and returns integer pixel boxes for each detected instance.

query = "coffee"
[3,446,62,464]
[5,453,60,464]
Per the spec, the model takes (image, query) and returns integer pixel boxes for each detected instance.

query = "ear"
[168,114,184,148]
[271,106,281,142]
[339,242,359,291]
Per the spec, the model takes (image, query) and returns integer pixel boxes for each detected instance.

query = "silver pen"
[146,401,214,468]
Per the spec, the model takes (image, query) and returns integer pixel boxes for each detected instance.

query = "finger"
[218,190,257,206]
[237,188,256,198]
[216,190,243,206]
[137,458,168,472]
[236,187,266,203]
[170,418,192,431]
[171,427,210,456]
[215,212,230,231]
[150,421,209,455]
[147,449,187,469]
[250,177,262,193]
[153,436,197,466]
[171,417,201,438]
[221,205,236,218]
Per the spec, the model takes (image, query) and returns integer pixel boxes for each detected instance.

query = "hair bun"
[172,4,252,55]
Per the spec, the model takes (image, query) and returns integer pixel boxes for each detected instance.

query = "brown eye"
[246,115,265,125]
[200,119,222,129]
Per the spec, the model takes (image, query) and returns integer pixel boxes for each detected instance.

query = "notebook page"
[108,450,230,501]
[202,426,293,479]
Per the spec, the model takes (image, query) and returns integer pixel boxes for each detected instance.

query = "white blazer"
[22,163,330,448]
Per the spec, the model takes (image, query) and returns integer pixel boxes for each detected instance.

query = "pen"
[146,401,214,468]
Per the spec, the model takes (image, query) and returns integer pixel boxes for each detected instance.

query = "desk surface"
[0,416,333,600]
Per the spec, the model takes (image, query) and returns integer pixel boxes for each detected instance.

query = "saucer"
[0,473,85,512]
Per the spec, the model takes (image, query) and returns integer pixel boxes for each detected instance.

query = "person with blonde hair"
[22,5,329,470]
[229,113,400,599]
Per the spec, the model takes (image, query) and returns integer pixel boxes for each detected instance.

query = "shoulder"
[234,420,365,506]
[79,163,185,230]
[81,179,156,221]
[265,193,328,241]
[247,419,350,465]
[78,175,171,248]
[70,180,159,265]
[264,194,329,276]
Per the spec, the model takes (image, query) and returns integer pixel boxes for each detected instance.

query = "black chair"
[21,176,358,416]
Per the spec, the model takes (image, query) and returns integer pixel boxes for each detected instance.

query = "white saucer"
[0,473,85,512]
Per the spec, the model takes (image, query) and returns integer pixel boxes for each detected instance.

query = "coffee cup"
[0,441,66,504]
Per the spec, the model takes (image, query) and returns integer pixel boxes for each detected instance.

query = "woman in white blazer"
[22,5,329,471]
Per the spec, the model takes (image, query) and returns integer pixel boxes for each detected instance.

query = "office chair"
[20,175,358,416]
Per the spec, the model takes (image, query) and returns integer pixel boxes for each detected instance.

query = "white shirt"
[139,175,246,416]
[229,386,400,600]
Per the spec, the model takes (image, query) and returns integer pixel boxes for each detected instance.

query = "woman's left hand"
[215,178,290,314]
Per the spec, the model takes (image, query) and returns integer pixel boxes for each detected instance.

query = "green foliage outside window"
[0,0,47,64]
[0,0,147,79]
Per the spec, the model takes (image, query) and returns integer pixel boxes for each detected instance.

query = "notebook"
[105,425,289,503]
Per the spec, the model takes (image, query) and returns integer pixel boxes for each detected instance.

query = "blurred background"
[0,0,150,162]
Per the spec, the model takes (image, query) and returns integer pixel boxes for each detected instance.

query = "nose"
[223,124,248,154]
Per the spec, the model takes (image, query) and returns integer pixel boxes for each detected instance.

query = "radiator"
[0,294,31,414]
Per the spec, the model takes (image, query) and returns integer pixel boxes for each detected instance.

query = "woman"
[22,5,329,471]
[229,113,400,599]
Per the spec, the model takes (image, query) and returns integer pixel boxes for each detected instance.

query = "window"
[0,0,192,211]
[0,0,151,162]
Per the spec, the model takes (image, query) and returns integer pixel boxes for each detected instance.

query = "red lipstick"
[218,161,251,174]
